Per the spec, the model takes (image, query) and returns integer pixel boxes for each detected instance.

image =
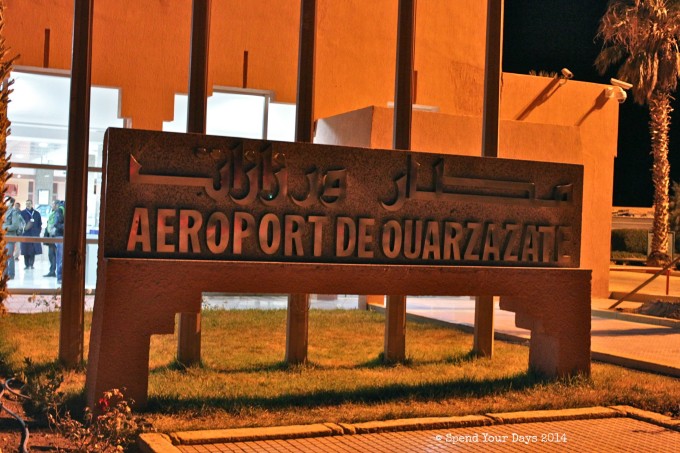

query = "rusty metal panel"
[101,128,583,267]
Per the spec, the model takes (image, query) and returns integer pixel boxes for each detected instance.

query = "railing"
[609,254,680,309]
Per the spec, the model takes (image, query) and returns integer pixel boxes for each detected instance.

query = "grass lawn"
[1,308,678,433]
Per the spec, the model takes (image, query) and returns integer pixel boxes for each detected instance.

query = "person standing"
[53,200,65,285]
[20,199,42,270]
[43,200,59,277]
[3,197,23,280]
[12,202,21,261]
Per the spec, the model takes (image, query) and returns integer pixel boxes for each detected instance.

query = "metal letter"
[403,220,423,259]
[157,209,176,253]
[335,217,356,257]
[463,222,483,261]
[127,207,151,252]
[520,225,540,263]
[307,215,329,257]
[291,169,321,207]
[233,211,256,254]
[502,223,520,261]
[443,222,463,260]
[556,226,573,265]
[421,220,441,260]
[179,209,203,253]
[206,211,230,254]
[357,218,375,258]
[284,215,306,256]
[481,223,501,261]
[259,213,281,255]
[538,225,557,263]
[320,169,348,207]
[382,220,402,259]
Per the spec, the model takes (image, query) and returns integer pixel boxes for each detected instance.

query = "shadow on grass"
[150,350,479,375]
[145,369,556,415]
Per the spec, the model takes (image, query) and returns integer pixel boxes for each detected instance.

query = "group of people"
[3,197,65,284]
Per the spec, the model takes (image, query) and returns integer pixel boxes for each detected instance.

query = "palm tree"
[596,0,680,266]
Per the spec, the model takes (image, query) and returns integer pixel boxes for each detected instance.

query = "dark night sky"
[503,0,680,207]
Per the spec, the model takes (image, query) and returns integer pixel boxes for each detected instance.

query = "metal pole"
[295,0,316,142]
[475,0,504,358]
[187,0,211,134]
[481,0,504,158]
[59,0,93,367]
[287,0,317,365]
[178,0,211,367]
[393,0,415,151]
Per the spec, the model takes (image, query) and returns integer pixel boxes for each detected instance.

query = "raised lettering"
[336,217,356,257]
[521,225,540,262]
[233,211,255,254]
[481,223,501,261]
[443,222,463,260]
[357,218,375,258]
[127,207,151,252]
[206,211,230,254]
[463,222,483,261]
[284,215,305,256]
[403,220,423,259]
[308,216,329,257]
[259,213,281,255]
[502,223,520,261]
[382,220,402,259]
[422,221,441,260]
[157,209,176,253]
[179,210,202,253]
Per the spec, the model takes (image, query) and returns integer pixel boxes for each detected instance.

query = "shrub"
[611,229,648,254]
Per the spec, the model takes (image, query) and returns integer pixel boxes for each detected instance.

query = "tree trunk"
[647,93,673,266]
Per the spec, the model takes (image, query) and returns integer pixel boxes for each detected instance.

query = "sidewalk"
[140,406,680,452]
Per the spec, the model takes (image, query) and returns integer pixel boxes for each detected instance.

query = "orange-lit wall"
[5,0,487,127]
[5,1,617,296]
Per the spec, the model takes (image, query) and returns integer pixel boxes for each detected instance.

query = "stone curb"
[610,405,680,432]
[141,406,644,451]
[485,406,621,424]
[591,351,680,378]
[168,423,336,445]
[138,433,182,453]
[592,307,680,329]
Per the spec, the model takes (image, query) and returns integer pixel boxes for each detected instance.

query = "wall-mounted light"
[605,86,627,103]
[559,68,573,85]
[610,78,633,90]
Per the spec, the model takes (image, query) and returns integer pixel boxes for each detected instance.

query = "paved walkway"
[140,406,680,452]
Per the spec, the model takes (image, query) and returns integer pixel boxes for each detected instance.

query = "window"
[6,69,124,292]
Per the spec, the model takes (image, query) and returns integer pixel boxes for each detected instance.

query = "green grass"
[1,309,679,433]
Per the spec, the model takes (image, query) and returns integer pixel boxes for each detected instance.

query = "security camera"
[561,68,573,79]
[605,86,627,103]
[610,78,633,90]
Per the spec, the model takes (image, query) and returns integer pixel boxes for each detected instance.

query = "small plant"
[18,357,65,418]
[27,293,61,312]
[49,388,149,453]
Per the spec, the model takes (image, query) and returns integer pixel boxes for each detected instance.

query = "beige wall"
[5,1,617,295]
[5,0,487,127]
[316,75,619,297]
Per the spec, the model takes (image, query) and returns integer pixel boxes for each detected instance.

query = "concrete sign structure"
[86,128,591,407]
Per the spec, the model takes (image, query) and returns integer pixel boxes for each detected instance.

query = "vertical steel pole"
[481,0,504,158]
[384,0,416,363]
[59,0,93,367]
[287,0,316,365]
[295,0,316,143]
[178,0,211,366]
[475,0,504,358]
[393,0,415,151]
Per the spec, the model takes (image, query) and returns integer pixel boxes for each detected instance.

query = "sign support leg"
[473,295,494,357]
[286,293,309,364]
[384,295,406,362]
